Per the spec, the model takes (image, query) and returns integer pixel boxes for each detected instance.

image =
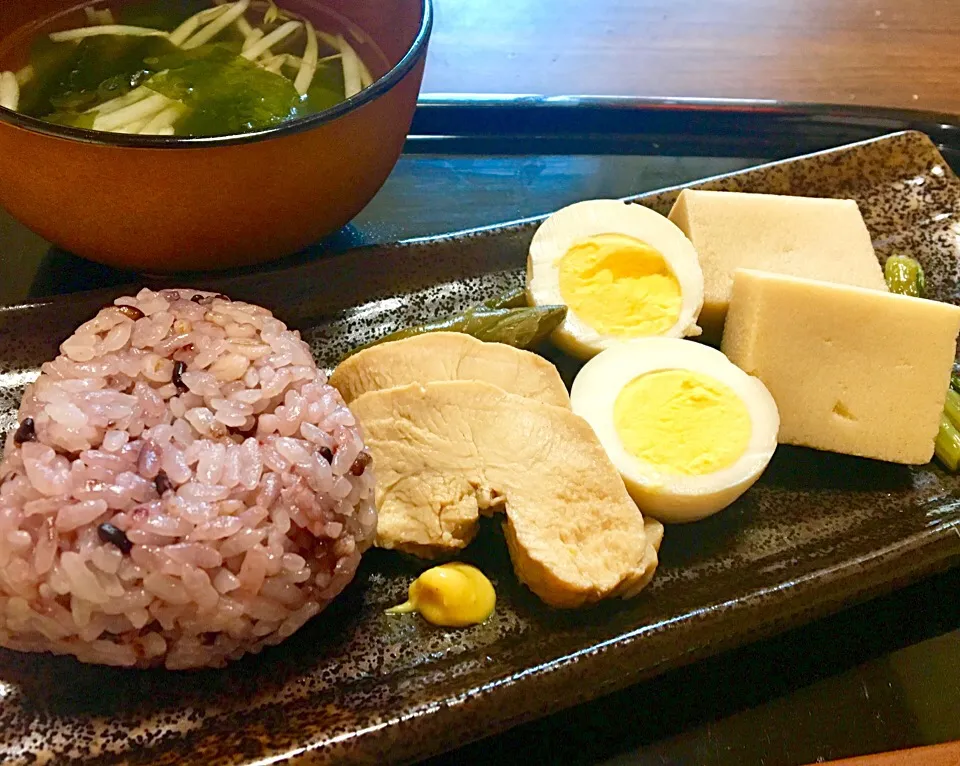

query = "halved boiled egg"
[526,199,704,359]
[571,338,779,523]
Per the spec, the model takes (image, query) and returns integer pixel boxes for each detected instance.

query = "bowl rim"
[0,0,432,148]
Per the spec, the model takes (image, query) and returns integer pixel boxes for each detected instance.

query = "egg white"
[526,199,705,360]
[570,338,779,523]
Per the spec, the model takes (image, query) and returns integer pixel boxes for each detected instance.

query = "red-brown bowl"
[0,0,432,272]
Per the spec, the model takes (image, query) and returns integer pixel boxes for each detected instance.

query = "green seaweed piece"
[302,59,346,114]
[42,110,97,129]
[19,5,347,135]
[120,0,211,31]
[143,41,242,72]
[20,34,178,119]
[146,44,301,135]
[17,36,84,116]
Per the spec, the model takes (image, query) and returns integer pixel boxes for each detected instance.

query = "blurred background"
[423,0,960,112]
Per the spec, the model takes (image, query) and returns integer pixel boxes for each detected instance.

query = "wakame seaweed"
[147,45,302,135]
[19,35,176,118]
[119,0,218,32]
[304,60,347,113]
[12,1,366,137]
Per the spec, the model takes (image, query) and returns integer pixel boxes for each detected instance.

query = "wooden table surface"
[422,0,960,115]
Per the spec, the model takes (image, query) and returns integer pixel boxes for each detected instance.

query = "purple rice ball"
[0,289,376,669]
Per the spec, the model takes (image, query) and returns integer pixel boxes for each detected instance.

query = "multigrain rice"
[0,289,376,669]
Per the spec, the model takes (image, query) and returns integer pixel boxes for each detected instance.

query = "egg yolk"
[386,563,496,628]
[614,369,751,476]
[557,233,682,337]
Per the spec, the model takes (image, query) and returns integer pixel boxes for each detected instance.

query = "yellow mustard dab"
[386,563,496,627]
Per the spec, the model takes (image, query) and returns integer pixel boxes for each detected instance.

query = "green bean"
[885,256,957,469]
[884,255,925,298]
[482,287,527,310]
[935,414,960,472]
[346,304,567,358]
[944,388,960,432]
[462,305,567,348]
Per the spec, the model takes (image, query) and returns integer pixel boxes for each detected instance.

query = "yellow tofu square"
[721,269,960,464]
[668,190,888,341]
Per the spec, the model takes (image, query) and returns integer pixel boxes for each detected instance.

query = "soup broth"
[0,0,383,137]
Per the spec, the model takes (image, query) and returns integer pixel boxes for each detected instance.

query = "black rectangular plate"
[0,101,959,766]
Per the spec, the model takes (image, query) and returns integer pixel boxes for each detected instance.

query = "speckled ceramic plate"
[2,130,960,766]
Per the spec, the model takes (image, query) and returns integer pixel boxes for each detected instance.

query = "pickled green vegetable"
[886,256,956,470]
[934,414,960,472]
[884,255,925,298]
[482,287,528,310]
[944,389,960,432]
[463,306,567,347]
[346,304,567,358]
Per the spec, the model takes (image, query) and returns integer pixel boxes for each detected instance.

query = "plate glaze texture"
[1,130,959,765]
